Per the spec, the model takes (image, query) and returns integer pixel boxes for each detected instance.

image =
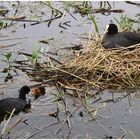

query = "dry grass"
[16,35,140,90]
[67,39,140,89]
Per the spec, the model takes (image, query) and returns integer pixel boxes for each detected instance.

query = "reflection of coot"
[0,85,30,123]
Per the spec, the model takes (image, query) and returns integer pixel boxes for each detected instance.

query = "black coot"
[101,23,140,49]
[0,85,30,123]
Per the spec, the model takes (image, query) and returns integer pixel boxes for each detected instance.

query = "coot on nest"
[0,85,30,123]
[101,23,140,49]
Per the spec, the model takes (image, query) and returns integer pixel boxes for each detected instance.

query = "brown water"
[0,1,140,138]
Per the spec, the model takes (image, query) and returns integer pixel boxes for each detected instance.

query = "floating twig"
[0,17,40,23]
[0,108,15,137]
[125,1,140,6]
[0,37,28,41]
[0,43,19,49]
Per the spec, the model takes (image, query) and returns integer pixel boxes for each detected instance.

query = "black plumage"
[101,23,140,49]
[0,85,30,123]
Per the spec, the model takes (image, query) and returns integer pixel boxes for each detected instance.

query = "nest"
[15,39,140,90]
[67,42,140,89]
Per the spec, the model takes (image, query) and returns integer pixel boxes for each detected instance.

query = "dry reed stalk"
[15,35,140,90]
[0,108,15,137]
[66,40,140,89]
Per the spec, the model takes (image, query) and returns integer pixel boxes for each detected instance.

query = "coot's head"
[31,86,46,99]
[106,23,118,34]
[19,86,30,99]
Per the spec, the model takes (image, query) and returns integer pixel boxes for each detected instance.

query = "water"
[0,1,140,138]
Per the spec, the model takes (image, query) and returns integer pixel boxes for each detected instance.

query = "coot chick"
[101,23,140,49]
[0,85,30,123]
[31,86,46,99]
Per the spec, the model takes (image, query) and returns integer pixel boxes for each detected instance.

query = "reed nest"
[20,38,140,90]
[67,43,140,89]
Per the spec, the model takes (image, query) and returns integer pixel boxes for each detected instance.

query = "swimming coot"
[101,23,140,49]
[0,85,30,123]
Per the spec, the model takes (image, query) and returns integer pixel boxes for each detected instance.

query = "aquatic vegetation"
[0,20,6,29]
[114,14,134,31]
[88,15,99,33]
[26,46,41,68]
[2,52,12,70]
[1,52,13,81]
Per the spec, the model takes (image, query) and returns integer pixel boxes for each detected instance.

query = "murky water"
[0,1,140,138]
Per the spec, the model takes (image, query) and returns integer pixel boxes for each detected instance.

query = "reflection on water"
[0,1,140,138]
